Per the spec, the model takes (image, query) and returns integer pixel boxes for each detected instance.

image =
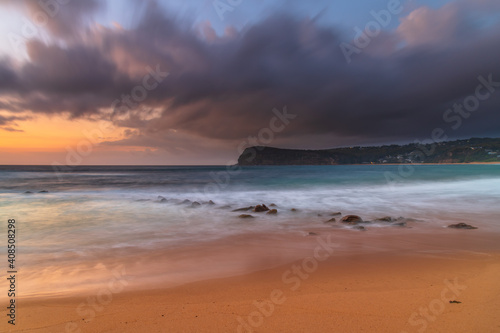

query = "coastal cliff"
[237,138,500,165]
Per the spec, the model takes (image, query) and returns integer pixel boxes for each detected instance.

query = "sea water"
[1,165,499,298]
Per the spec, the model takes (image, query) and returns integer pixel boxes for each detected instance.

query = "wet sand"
[2,228,500,332]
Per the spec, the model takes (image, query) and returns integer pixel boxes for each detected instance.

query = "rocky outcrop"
[375,216,394,222]
[237,138,500,165]
[254,204,270,212]
[448,223,478,229]
[353,226,366,231]
[340,215,363,224]
[232,206,254,212]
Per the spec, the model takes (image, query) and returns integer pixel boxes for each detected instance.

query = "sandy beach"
[2,228,500,333]
[1,0,500,330]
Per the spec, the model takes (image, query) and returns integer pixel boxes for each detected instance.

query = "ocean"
[1,164,500,299]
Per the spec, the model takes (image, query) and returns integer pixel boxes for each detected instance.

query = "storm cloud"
[1,0,500,151]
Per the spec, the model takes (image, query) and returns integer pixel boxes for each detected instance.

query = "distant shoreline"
[236,162,500,166]
[335,162,500,166]
[0,162,499,168]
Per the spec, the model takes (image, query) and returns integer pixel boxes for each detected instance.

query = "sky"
[0,0,499,165]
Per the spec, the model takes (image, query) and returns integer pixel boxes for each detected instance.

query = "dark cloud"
[1,0,500,151]
[0,127,24,132]
[0,114,29,132]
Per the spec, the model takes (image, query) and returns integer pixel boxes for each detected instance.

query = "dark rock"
[291,208,298,212]
[340,215,363,223]
[449,300,462,304]
[206,200,216,205]
[266,209,278,215]
[308,232,318,236]
[269,203,277,207]
[448,223,478,230]
[232,206,254,212]
[39,190,49,193]
[353,226,366,231]
[375,216,394,222]
[157,196,168,202]
[238,214,255,219]
[254,204,270,212]
[403,218,421,222]
[325,218,336,223]
[330,212,342,216]
[181,199,192,204]
[191,201,201,207]
[24,191,33,194]
[391,222,406,227]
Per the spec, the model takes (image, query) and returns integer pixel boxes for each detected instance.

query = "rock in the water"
[191,201,201,207]
[375,216,394,222]
[340,215,363,223]
[238,214,255,219]
[353,226,366,231]
[402,217,420,222]
[330,212,342,216]
[254,204,270,212]
[24,191,33,194]
[269,203,277,207]
[308,232,318,236]
[291,208,298,212]
[448,223,478,230]
[207,200,216,205]
[266,209,278,215]
[181,199,192,204]
[391,222,407,227]
[157,196,168,202]
[232,206,254,212]
[39,190,49,193]
[219,205,232,209]
[325,218,336,223]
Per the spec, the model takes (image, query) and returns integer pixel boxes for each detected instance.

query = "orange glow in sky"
[0,115,123,153]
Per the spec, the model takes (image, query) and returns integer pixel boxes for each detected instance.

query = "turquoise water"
[1,164,499,298]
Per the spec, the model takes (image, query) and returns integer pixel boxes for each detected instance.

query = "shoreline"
[5,224,500,301]
[2,228,500,332]
[237,162,500,166]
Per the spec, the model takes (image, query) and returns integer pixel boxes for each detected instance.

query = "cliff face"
[237,138,500,166]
